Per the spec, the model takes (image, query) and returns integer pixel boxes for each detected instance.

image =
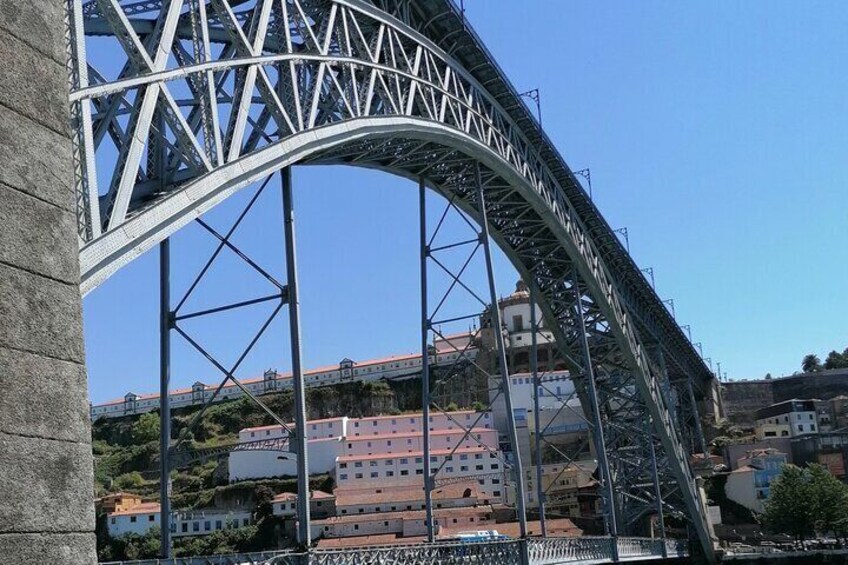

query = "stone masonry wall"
[0,2,97,563]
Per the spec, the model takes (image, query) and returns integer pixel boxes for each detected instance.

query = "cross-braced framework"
[68,0,716,558]
[418,168,528,541]
[157,170,312,555]
[527,285,616,542]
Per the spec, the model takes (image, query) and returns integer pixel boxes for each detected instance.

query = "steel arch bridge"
[67,0,717,561]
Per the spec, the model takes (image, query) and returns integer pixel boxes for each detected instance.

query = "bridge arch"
[70,0,714,556]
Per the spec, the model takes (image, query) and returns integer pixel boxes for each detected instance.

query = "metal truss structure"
[66,0,717,560]
[418,170,529,540]
[157,170,312,554]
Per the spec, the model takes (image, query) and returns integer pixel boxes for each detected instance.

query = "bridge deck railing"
[100,536,686,565]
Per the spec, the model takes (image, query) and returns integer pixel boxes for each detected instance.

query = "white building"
[106,503,252,539]
[91,336,474,421]
[229,418,347,481]
[754,400,819,440]
[107,502,161,537]
[724,449,788,513]
[228,411,498,484]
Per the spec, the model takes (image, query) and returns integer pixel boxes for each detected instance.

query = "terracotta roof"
[313,505,493,525]
[93,338,483,408]
[108,502,161,517]
[273,490,336,503]
[316,534,427,549]
[440,518,581,539]
[337,445,492,463]
[732,465,756,474]
[335,481,480,507]
[353,410,481,423]
[344,427,494,443]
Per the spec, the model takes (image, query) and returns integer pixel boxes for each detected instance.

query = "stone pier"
[0,2,97,563]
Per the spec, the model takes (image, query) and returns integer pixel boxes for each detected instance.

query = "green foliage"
[762,463,848,540]
[133,412,161,443]
[802,353,822,373]
[808,464,848,536]
[97,527,162,561]
[114,471,146,490]
[824,349,848,370]
[173,525,260,557]
[802,347,848,372]
[762,464,815,540]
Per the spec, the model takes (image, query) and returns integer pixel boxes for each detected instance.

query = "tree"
[802,354,822,373]
[132,412,161,443]
[762,465,815,540]
[808,464,848,536]
[825,350,848,370]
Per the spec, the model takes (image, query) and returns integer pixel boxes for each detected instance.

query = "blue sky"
[83,1,848,404]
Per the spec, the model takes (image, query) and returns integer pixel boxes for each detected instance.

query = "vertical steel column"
[475,163,528,538]
[159,238,172,557]
[645,415,667,557]
[687,379,708,456]
[530,288,546,537]
[281,167,311,548]
[573,271,618,557]
[419,177,435,543]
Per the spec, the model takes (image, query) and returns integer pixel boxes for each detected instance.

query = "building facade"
[724,448,787,513]
[754,400,819,439]
[91,336,472,420]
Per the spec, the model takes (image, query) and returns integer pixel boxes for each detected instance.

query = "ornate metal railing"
[100,536,686,565]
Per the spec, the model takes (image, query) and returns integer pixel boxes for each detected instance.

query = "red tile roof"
[108,502,161,517]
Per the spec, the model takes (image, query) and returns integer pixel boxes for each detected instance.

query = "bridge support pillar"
[0,2,97,563]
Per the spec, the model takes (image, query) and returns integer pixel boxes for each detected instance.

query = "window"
[204,521,211,531]
[182,523,188,533]
[340,463,348,469]
[243,519,249,527]
[371,472,379,478]
[475,453,483,460]
[386,459,393,465]
[491,464,499,470]
[493,491,502,497]
[415,457,423,464]
[415,469,423,475]
[130,516,137,523]
[513,315,523,331]
[460,454,468,461]
[216,520,222,530]
[476,465,484,471]
[387,440,392,446]
[430,456,438,463]
[401,470,409,476]
[386,471,394,477]
[193,522,200,532]
[355,473,363,479]
[340,473,348,480]
[370,461,378,467]
[446,466,454,473]
[110,518,116,525]
[354,462,363,468]
[148,515,155,522]
[354,525,359,531]
[400,458,408,464]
